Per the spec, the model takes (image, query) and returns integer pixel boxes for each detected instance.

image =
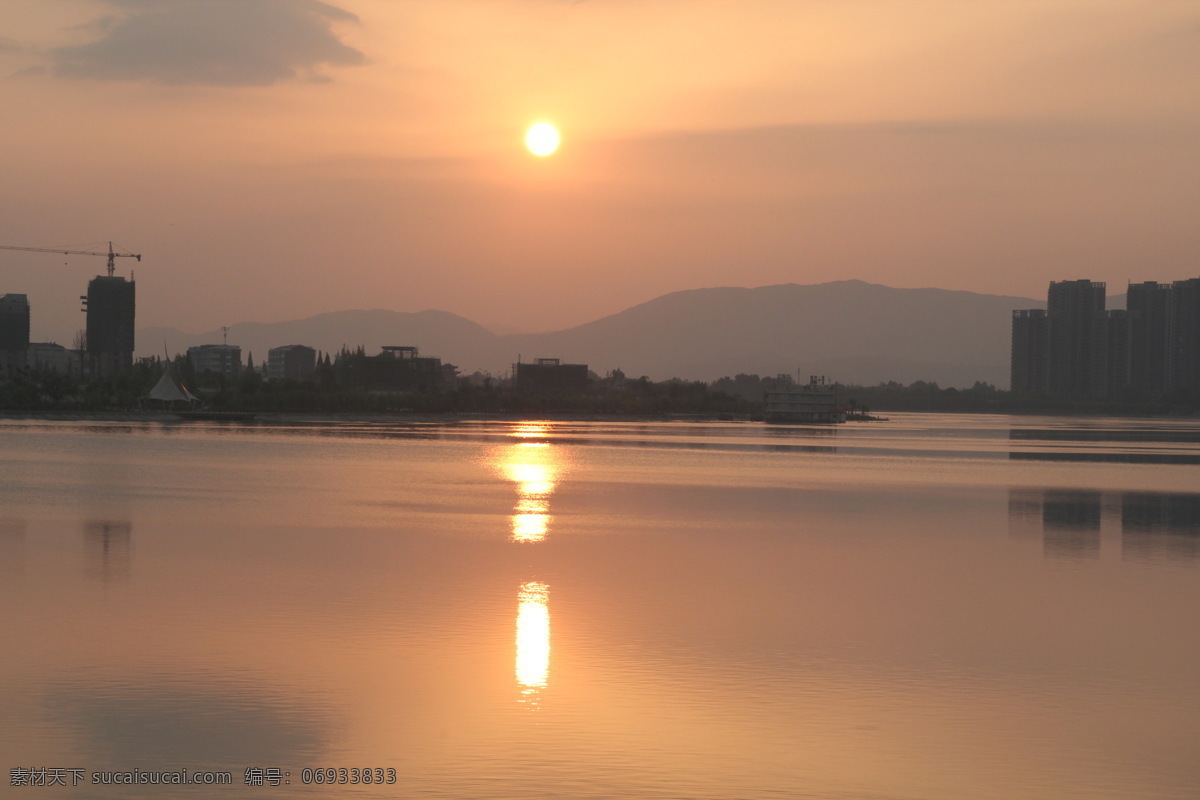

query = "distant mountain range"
[137,280,1045,388]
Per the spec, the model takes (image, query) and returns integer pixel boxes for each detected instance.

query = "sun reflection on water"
[495,425,568,542]
[512,423,551,439]
[498,425,561,703]
[515,581,550,702]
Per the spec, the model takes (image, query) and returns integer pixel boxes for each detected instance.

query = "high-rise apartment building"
[1046,280,1107,399]
[1010,309,1049,396]
[1127,281,1171,399]
[1106,309,1130,397]
[1168,278,1200,397]
[84,275,135,378]
[1012,277,1200,402]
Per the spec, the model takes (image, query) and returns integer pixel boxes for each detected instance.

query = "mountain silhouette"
[138,280,1041,387]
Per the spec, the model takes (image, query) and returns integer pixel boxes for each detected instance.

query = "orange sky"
[1,0,1197,344]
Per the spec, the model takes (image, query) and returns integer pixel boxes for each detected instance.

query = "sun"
[525,122,560,157]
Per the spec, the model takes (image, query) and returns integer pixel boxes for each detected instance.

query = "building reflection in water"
[496,424,568,543]
[1007,490,1044,541]
[1041,490,1102,559]
[84,520,132,582]
[0,518,26,575]
[515,581,550,703]
[1122,493,1200,561]
[1008,489,1199,562]
[1007,427,1200,465]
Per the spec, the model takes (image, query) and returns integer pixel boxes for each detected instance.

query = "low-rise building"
[187,344,242,379]
[27,343,82,377]
[515,357,589,393]
[337,346,443,390]
[267,344,317,382]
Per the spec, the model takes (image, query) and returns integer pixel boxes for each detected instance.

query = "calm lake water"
[2,413,1199,800]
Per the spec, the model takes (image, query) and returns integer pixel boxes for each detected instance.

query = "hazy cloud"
[1121,18,1200,74]
[50,0,364,86]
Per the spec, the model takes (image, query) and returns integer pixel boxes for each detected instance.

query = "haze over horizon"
[144,276,1043,337]
[135,280,1045,388]
[2,0,1197,347]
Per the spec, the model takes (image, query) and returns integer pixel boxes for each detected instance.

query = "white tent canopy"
[148,365,199,403]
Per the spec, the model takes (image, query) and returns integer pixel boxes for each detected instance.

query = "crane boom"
[0,241,141,277]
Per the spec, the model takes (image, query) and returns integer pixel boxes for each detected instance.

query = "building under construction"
[84,275,135,379]
[0,242,140,380]
[0,293,30,377]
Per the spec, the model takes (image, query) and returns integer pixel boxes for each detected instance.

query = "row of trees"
[0,355,751,415]
[714,372,1198,414]
[3,356,1194,415]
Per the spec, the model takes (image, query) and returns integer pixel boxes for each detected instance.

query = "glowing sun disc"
[525,122,560,156]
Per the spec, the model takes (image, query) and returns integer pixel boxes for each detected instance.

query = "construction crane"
[0,241,141,278]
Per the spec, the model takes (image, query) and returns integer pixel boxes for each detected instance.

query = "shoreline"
[3,407,1199,424]
[0,410,765,425]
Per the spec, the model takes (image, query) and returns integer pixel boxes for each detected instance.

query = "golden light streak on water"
[496,436,567,542]
[506,459,556,498]
[511,423,550,439]
[513,496,550,541]
[516,581,550,702]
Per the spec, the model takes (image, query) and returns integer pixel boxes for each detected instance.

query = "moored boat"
[763,376,845,424]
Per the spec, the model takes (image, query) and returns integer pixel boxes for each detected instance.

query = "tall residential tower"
[1010,309,1049,396]
[1046,280,1107,399]
[1126,281,1171,399]
[1169,278,1200,398]
[1012,277,1200,401]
